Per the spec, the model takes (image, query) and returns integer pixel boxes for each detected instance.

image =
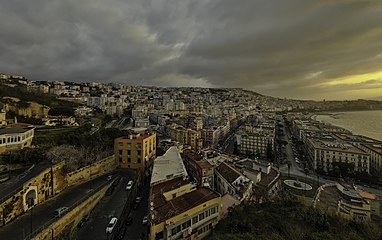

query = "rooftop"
[216,162,241,184]
[361,143,382,155]
[117,132,155,141]
[307,138,367,155]
[150,146,188,185]
[151,187,220,225]
[0,126,34,135]
[151,176,191,208]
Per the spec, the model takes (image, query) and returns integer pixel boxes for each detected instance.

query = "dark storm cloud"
[1,0,382,99]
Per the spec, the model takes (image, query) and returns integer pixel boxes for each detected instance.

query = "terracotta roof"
[216,162,241,184]
[152,187,220,225]
[151,176,190,208]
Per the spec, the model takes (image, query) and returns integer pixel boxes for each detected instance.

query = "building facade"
[114,133,156,169]
[306,138,370,173]
[149,147,222,240]
[0,127,35,154]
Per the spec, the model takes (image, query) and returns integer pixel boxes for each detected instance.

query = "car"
[126,180,133,190]
[106,217,118,234]
[116,226,128,239]
[53,207,69,217]
[142,216,148,225]
[105,186,114,196]
[113,176,121,187]
[135,197,141,203]
[107,175,113,181]
[77,214,90,228]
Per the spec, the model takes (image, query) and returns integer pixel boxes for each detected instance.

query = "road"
[0,162,52,204]
[123,183,150,240]
[76,169,136,240]
[0,174,110,240]
[279,123,382,198]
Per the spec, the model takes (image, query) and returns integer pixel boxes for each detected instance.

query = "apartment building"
[306,138,370,173]
[166,124,203,152]
[214,162,252,201]
[240,159,281,202]
[149,146,222,240]
[0,127,35,154]
[114,132,156,169]
[182,149,214,188]
[236,126,275,159]
[358,144,382,180]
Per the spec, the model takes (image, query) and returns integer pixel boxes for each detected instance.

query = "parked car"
[142,216,148,225]
[77,214,90,228]
[126,180,133,190]
[105,186,114,196]
[53,207,68,217]
[106,217,118,234]
[107,175,113,181]
[135,197,142,203]
[113,176,121,187]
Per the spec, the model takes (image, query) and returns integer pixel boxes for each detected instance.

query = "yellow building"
[149,147,222,240]
[114,133,156,169]
[167,123,203,152]
[0,126,35,154]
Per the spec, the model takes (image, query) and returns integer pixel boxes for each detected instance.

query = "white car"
[106,217,118,234]
[126,180,133,190]
[142,216,148,225]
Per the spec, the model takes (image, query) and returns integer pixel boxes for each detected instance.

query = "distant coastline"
[312,110,382,141]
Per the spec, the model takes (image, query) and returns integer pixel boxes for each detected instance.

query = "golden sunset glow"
[322,70,382,86]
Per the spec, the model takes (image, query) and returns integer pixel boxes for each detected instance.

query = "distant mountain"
[368,96,382,101]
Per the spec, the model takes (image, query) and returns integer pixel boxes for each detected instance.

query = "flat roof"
[150,146,188,185]
[152,187,220,225]
[307,138,367,155]
[361,143,382,155]
[116,132,155,141]
[0,126,34,135]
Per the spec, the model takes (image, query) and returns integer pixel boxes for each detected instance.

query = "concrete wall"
[0,156,116,228]
[33,181,112,240]
[67,155,116,186]
[0,162,65,227]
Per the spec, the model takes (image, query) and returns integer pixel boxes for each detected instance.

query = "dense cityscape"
[0,73,381,240]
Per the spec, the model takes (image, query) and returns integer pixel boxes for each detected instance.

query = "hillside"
[208,195,382,240]
[0,83,78,117]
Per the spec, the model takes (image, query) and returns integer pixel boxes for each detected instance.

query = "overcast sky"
[1,0,382,100]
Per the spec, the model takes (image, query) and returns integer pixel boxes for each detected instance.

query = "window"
[137,157,141,163]
[182,220,191,229]
[155,231,164,240]
[199,212,205,221]
[192,216,198,224]
[127,150,131,155]
[127,157,131,163]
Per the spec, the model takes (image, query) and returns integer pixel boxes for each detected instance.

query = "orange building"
[114,133,156,169]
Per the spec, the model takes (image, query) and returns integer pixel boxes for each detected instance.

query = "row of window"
[0,133,30,145]
[170,206,218,236]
